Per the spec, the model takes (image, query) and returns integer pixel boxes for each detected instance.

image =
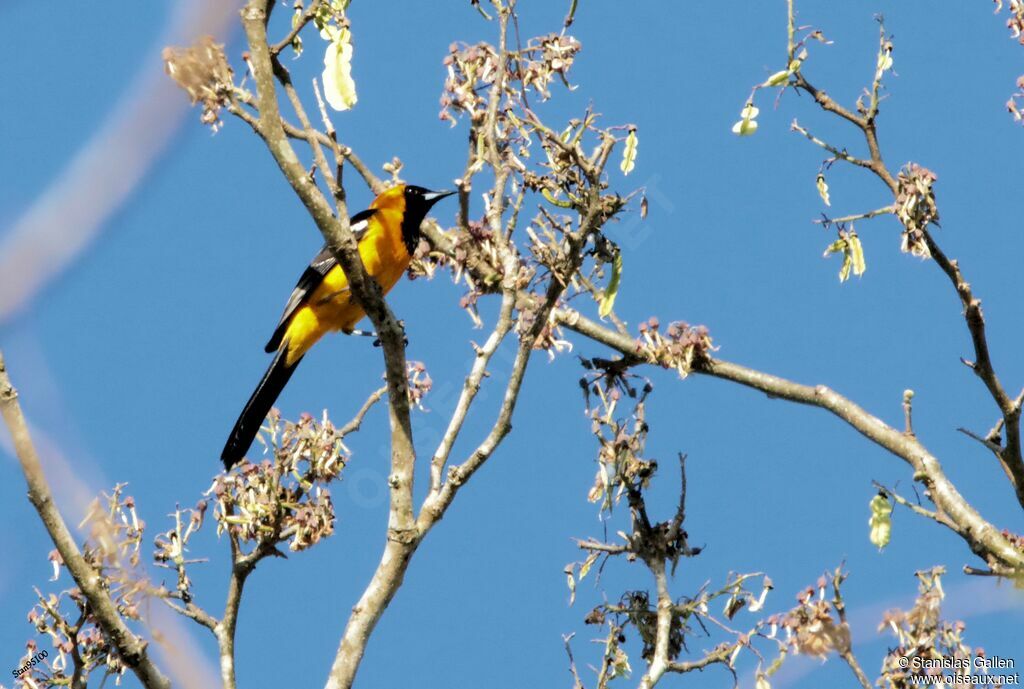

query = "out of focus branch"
[0,2,238,329]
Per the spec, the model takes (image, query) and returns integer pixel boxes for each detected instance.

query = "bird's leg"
[372,320,408,347]
[349,329,377,338]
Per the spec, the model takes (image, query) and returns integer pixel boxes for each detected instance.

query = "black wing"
[263,209,377,353]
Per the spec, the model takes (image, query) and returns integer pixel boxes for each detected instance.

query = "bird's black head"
[400,185,454,253]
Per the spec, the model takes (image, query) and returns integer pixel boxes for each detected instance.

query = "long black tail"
[221,347,302,469]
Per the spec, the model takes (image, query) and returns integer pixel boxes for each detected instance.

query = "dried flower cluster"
[635,318,713,378]
[439,33,581,126]
[519,34,582,98]
[877,567,1000,689]
[571,571,768,687]
[24,597,128,687]
[895,163,939,259]
[207,411,348,552]
[439,42,502,125]
[994,0,1024,123]
[1008,75,1024,123]
[433,108,629,358]
[998,0,1024,38]
[579,361,655,509]
[431,10,639,373]
[999,527,1024,551]
[153,501,208,602]
[19,486,150,686]
[517,301,573,358]
[772,574,852,658]
[80,485,146,571]
[163,36,235,131]
[405,360,433,410]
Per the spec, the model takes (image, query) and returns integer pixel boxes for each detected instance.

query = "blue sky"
[1,1,1023,687]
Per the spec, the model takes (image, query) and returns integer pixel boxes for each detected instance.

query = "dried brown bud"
[163,36,235,131]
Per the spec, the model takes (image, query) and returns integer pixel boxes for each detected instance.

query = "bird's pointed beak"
[422,189,455,203]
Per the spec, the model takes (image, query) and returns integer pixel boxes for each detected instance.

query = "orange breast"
[281,202,412,365]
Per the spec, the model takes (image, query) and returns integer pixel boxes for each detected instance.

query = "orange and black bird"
[221,184,453,469]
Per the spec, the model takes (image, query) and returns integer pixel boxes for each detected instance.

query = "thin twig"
[791,120,874,170]
[563,634,586,689]
[576,539,630,555]
[814,205,895,226]
[270,0,322,55]
[957,426,1003,455]
[337,386,387,436]
[839,650,874,689]
[272,56,342,205]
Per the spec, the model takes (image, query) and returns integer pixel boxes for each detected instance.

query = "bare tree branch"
[554,310,1024,574]
[783,5,1024,508]
[637,560,672,689]
[0,351,172,689]
[923,233,1024,503]
[664,643,735,675]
